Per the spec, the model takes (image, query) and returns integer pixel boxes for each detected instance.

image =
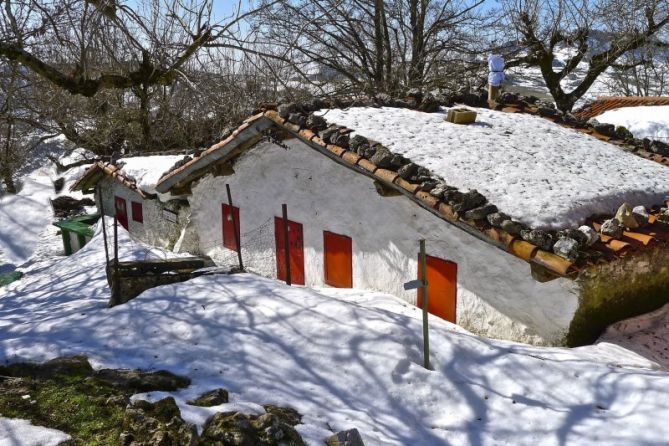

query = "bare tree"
[500,0,669,112]
[253,0,487,96]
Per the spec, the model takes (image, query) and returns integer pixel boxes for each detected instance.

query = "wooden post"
[282,203,292,286]
[226,184,244,271]
[110,213,120,307]
[419,239,430,370]
[97,186,110,265]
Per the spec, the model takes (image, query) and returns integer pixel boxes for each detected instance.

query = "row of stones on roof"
[496,91,669,157]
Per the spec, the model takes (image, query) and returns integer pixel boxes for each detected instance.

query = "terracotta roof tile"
[393,177,420,194]
[576,96,669,119]
[530,250,573,276]
[326,144,347,157]
[341,151,362,165]
[414,190,440,209]
[508,239,538,261]
[373,168,399,184]
[357,158,378,173]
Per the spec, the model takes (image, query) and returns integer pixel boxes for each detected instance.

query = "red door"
[274,217,305,285]
[323,231,352,288]
[417,255,457,323]
[115,196,128,230]
[222,204,240,251]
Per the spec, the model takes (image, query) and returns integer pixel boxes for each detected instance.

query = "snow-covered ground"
[0,418,70,446]
[318,106,669,229]
[0,148,92,270]
[1,223,669,445]
[597,105,669,141]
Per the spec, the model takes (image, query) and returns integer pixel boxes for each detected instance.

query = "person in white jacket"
[488,54,505,103]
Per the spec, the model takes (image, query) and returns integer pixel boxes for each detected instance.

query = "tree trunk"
[373,0,387,92]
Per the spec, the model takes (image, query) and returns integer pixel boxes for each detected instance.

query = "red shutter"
[221,204,240,251]
[131,201,143,223]
[417,255,457,323]
[274,217,305,285]
[323,231,353,288]
[114,196,128,230]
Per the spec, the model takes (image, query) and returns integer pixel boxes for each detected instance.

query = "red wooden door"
[417,255,457,323]
[323,231,352,288]
[115,196,128,230]
[274,217,305,285]
[222,204,240,251]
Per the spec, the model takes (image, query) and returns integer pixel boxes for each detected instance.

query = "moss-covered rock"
[188,388,229,407]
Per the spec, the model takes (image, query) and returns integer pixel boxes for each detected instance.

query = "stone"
[553,237,580,261]
[188,388,229,407]
[537,106,559,118]
[94,369,191,392]
[106,395,130,406]
[520,229,555,251]
[615,126,634,140]
[578,225,599,246]
[650,140,669,156]
[429,184,453,199]
[123,398,199,446]
[370,146,395,169]
[390,154,409,169]
[557,228,589,248]
[201,410,305,446]
[420,180,439,192]
[262,404,302,426]
[614,203,639,229]
[50,196,96,218]
[487,212,510,228]
[600,218,624,238]
[287,113,306,127]
[306,114,328,132]
[53,177,65,193]
[442,189,463,204]
[418,93,440,113]
[331,132,350,148]
[398,163,418,180]
[497,92,520,105]
[325,428,365,446]
[452,190,487,213]
[632,205,650,227]
[593,122,616,137]
[319,125,339,142]
[464,203,498,220]
[278,103,299,119]
[657,207,669,224]
[349,135,368,151]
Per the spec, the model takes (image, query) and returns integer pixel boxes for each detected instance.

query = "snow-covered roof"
[117,155,185,194]
[317,106,669,229]
[597,105,669,141]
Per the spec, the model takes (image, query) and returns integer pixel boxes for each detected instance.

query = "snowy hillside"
[1,224,668,445]
[318,106,669,229]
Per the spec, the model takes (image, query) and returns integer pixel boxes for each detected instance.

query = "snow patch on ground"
[117,156,185,194]
[1,227,669,445]
[317,106,669,229]
[599,303,669,370]
[0,417,71,446]
[597,105,669,141]
[0,149,93,269]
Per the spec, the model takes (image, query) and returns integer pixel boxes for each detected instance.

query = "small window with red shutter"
[131,201,143,223]
[222,203,240,251]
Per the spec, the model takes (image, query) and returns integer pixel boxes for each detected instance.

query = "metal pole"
[282,204,292,286]
[97,186,110,265]
[111,213,119,307]
[226,184,244,271]
[419,239,430,370]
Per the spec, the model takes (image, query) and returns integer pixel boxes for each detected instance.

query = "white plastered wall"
[96,177,198,253]
[187,140,580,345]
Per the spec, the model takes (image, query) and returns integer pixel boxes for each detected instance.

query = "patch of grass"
[0,359,129,445]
